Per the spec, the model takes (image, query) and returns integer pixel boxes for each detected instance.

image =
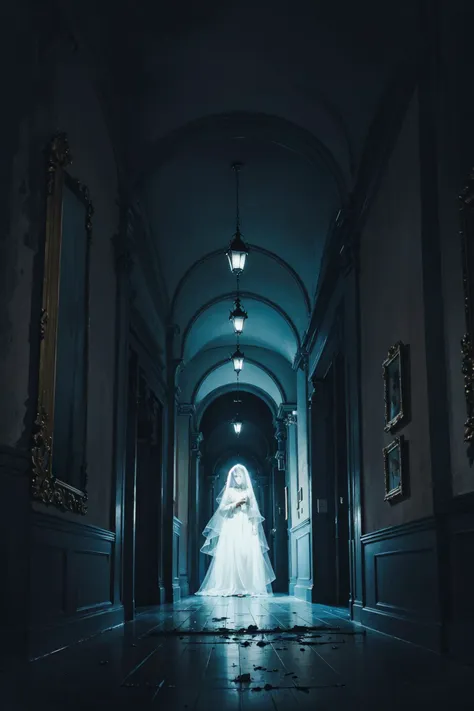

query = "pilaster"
[111,203,134,610]
[188,430,203,593]
[162,329,181,602]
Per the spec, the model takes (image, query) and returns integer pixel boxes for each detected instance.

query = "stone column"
[340,229,364,620]
[188,429,203,593]
[111,206,134,609]
[272,418,289,591]
[284,411,297,523]
[208,474,219,515]
[274,417,287,471]
[296,353,310,521]
[200,473,218,580]
[162,326,181,603]
[175,403,194,597]
[284,411,297,594]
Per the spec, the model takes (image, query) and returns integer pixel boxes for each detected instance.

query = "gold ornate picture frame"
[31,133,93,514]
[383,436,405,503]
[460,170,474,444]
[382,341,407,433]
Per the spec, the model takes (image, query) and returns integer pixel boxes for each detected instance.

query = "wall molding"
[446,501,474,661]
[361,516,440,651]
[290,517,311,534]
[360,605,442,652]
[31,509,115,542]
[360,516,435,545]
[30,604,124,661]
[173,517,182,602]
[290,517,312,602]
[29,511,121,659]
[173,516,183,535]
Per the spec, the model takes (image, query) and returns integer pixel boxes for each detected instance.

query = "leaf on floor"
[234,673,252,683]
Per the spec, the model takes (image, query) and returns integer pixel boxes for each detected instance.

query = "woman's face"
[233,471,243,486]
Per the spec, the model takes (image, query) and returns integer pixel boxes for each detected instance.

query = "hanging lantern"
[230,345,245,373]
[226,231,249,275]
[229,297,248,335]
[232,416,243,435]
[225,163,249,275]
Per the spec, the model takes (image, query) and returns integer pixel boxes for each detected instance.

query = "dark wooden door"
[123,350,138,620]
[271,466,289,592]
[333,352,350,607]
[135,389,163,607]
[311,354,351,607]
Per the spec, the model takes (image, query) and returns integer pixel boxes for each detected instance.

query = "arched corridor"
[2,0,474,708]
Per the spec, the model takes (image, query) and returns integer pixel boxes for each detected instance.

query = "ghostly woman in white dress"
[196,464,276,597]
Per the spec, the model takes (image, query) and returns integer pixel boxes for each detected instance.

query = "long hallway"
[4,597,472,710]
[4,1,474,705]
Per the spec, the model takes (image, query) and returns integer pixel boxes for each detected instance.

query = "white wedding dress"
[196,464,275,597]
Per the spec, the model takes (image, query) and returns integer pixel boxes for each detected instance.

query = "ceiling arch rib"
[178,344,296,404]
[193,359,285,409]
[181,292,300,361]
[135,112,349,200]
[196,383,278,427]
[171,243,311,318]
[182,296,299,364]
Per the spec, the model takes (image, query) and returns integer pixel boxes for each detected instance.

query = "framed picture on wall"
[383,436,406,503]
[459,170,474,445]
[382,341,408,433]
[31,133,92,515]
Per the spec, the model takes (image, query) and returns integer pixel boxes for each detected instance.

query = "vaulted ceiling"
[64,0,421,415]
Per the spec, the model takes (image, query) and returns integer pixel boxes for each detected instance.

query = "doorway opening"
[310,350,351,611]
[123,347,163,619]
[192,391,289,595]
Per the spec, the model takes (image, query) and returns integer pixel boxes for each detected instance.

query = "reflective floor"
[3,596,473,710]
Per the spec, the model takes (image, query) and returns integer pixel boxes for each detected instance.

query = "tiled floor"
[3,596,473,710]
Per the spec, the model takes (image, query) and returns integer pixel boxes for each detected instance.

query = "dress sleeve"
[220,489,236,512]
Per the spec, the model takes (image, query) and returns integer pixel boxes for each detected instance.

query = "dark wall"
[355,0,474,656]
[0,10,123,659]
[359,91,433,534]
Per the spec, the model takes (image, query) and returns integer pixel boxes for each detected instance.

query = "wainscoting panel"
[447,501,474,661]
[29,511,123,659]
[290,518,312,601]
[0,446,31,663]
[361,517,441,651]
